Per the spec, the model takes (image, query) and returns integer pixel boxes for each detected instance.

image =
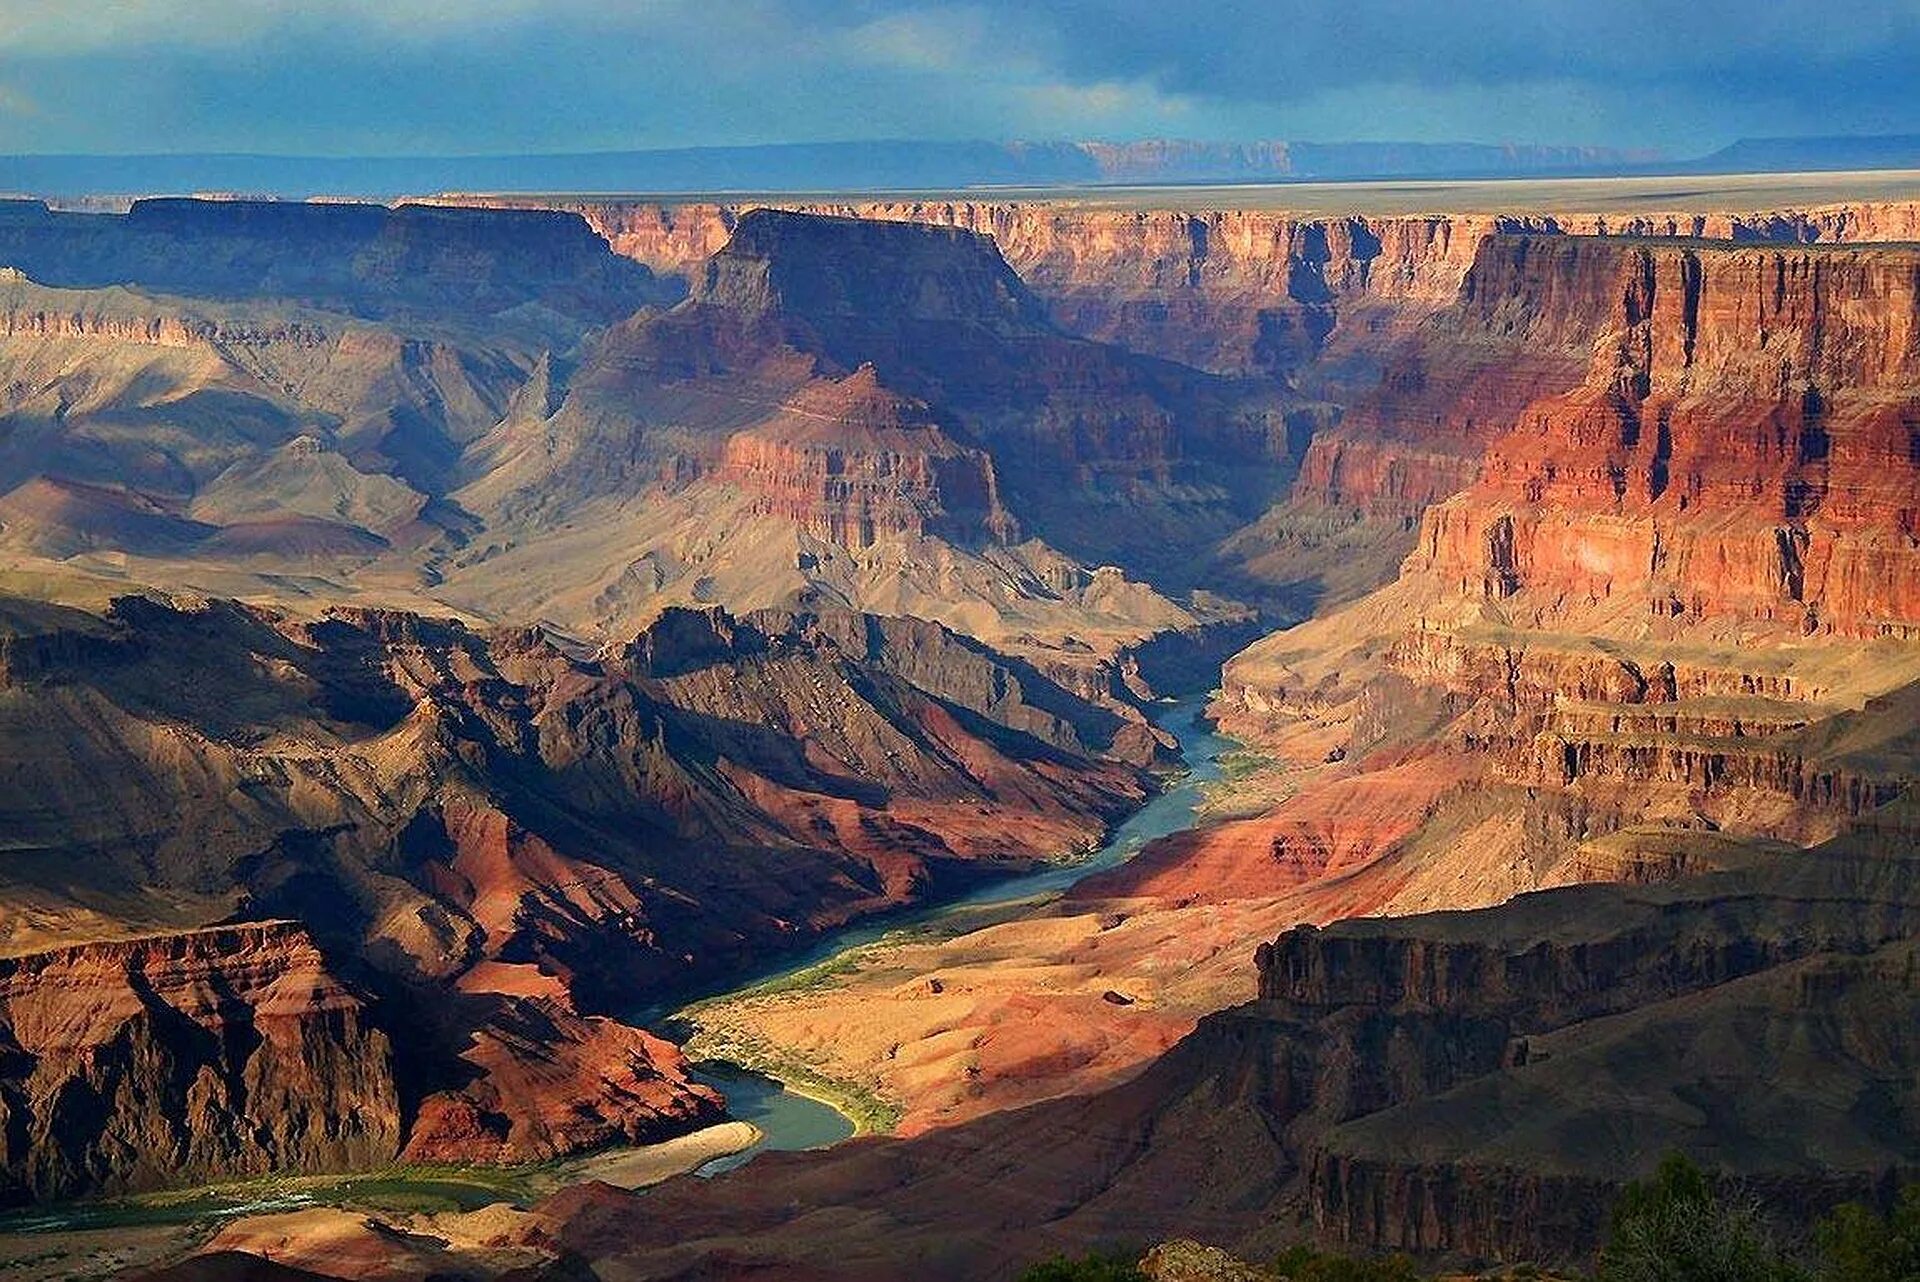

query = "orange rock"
[0,923,400,1201]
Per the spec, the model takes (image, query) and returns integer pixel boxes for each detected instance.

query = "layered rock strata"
[504,841,1920,1279]
[0,591,1154,1196]
[0,923,398,1201]
[443,197,1920,378]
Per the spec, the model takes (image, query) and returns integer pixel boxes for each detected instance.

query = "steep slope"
[476,837,1920,1280]
[442,194,1920,617]
[0,923,399,1202]
[1192,235,1920,933]
[0,264,565,579]
[1407,236,1920,637]
[0,198,675,325]
[0,592,1156,1197]
[0,205,681,630]
[444,209,1271,688]
[691,212,1288,576]
[689,232,1920,1156]
[446,196,1920,379]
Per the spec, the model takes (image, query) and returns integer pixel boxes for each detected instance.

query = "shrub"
[1018,1250,1149,1282]
[1816,1184,1920,1282]
[1272,1245,1422,1280]
[1597,1153,1808,1282]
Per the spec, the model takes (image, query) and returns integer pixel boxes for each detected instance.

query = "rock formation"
[441,195,1920,378]
[0,198,675,324]
[484,837,1920,1279]
[1405,236,1920,637]
[441,207,1272,686]
[7,182,1920,1279]
[0,923,398,1201]
[1200,232,1920,930]
[0,591,1154,1196]
[0,201,1268,702]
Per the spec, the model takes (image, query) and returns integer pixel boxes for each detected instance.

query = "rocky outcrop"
[0,590,1154,1196]
[716,367,1018,547]
[694,209,1050,333]
[0,269,540,504]
[1266,867,1920,1258]
[0,198,674,324]
[531,843,1920,1278]
[1405,237,1920,637]
[459,208,1289,612]
[441,196,1920,378]
[0,923,399,1202]
[1209,229,1920,937]
[1288,232,1642,521]
[400,994,721,1165]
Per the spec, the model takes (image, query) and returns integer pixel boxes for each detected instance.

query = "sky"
[0,0,1915,156]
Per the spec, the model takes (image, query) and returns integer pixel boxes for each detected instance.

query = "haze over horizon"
[0,0,1916,159]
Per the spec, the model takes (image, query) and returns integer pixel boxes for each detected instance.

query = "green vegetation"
[1017,1244,1538,1281]
[1013,1161,1920,1282]
[0,1141,721,1236]
[1815,1185,1920,1282]
[1598,1154,1808,1282]
[1017,1251,1147,1281]
[1271,1247,1424,1280]
[1597,1154,1920,1282]
[683,1026,903,1134]
[1211,747,1280,784]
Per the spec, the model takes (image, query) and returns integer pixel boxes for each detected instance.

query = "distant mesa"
[0,136,1681,201]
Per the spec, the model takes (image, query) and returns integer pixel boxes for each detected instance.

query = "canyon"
[485,835,1920,1280]
[0,176,1913,1280]
[0,590,1154,1199]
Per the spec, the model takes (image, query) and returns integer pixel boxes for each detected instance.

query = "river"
[685,694,1232,1173]
[0,700,1230,1232]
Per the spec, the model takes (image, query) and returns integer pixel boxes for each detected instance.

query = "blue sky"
[0,1,1915,155]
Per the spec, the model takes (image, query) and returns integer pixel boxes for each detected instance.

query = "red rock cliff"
[1407,236,1920,636]
[717,367,1018,547]
[437,196,1920,378]
[0,922,400,1202]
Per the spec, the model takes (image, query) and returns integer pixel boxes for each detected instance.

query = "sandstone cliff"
[0,923,398,1201]
[443,208,1269,682]
[0,201,1275,682]
[1200,230,1920,941]
[0,198,675,324]
[441,196,1920,378]
[1406,236,1920,637]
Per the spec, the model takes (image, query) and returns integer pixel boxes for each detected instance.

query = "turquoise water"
[688,695,1230,1173]
[0,702,1230,1225]
[688,1061,858,1176]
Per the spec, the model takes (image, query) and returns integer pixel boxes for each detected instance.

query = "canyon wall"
[0,923,399,1201]
[1177,226,1920,1054]
[520,842,1920,1279]
[0,591,1156,1197]
[0,198,675,323]
[1404,235,1920,636]
[1254,852,1920,1259]
[443,196,1920,379]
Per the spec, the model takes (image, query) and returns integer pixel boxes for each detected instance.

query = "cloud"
[842,9,1000,73]
[0,0,1915,154]
[0,1,569,53]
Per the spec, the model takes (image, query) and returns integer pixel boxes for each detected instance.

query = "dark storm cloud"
[0,0,1914,154]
